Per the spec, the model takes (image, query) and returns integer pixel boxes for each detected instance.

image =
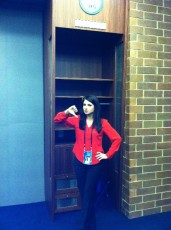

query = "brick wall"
[122,0,171,218]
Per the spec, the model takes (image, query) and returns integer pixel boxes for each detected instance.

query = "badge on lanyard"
[83,150,92,165]
[83,128,93,165]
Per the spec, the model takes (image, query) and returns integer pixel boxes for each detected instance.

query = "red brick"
[144,135,162,143]
[157,157,171,164]
[144,106,162,113]
[143,150,162,158]
[157,128,171,135]
[163,149,171,157]
[137,128,156,135]
[158,6,171,15]
[157,171,171,179]
[137,113,156,120]
[129,181,142,189]
[143,165,162,173]
[143,194,161,202]
[159,141,170,149]
[144,12,163,21]
[162,205,171,212]
[144,121,162,128]
[138,19,157,28]
[164,75,171,82]
[156,198,171,206]
[144,0,163,6]
[137,143,156,151]
[129,196,142,204]
[128,211,142,219]
[158,98,171,105]
[162,191,171,199]
[157,113,171,120]
[158,52,171,60]
[164,30,171,38]
[163,164,171,171]
[129,151,143,159]
[163,178,171,185]
[164,106,171,112]
[158,22,171,30]
[136,201,155,210]
[164,91,171,97]
[126,121,142,128]
[137,187,155,196]
[137,83,156,90]
[158,68,171,75]
[138,3,157,12]
[143,207,161,216]
[144,75,163,82]
[164,15,171,23]
[163,163,171,171]
[137,98,156,105]
[145,28,163,36]
[164,121,171,128]
[137,173,155,181]
[137,67,157,74]
[164,1,171,8]
[125,0,171,219]
[137,158,155,166]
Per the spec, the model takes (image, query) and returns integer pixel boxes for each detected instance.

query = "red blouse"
[54,112,122,165]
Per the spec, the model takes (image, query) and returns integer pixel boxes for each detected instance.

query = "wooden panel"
[55,28,121,79]
[55,193,81,213]
[44,0,127,216]
[52,0,125,33]
[55,144,75,175]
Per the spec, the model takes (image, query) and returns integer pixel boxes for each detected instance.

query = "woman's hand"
[96,152,108,161]
[65,105,78,118]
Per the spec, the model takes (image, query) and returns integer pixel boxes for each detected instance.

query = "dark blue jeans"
[73,156,103,230]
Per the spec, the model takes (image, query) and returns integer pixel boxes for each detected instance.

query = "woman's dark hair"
[79,95,102,133]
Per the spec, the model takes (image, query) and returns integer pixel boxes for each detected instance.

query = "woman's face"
[83,99,95,116]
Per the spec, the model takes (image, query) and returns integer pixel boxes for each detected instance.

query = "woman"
[54,95,122,230]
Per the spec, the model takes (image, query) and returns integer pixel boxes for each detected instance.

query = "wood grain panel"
[52,0,125,33]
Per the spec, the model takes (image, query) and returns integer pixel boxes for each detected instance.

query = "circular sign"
[79,0,103,15]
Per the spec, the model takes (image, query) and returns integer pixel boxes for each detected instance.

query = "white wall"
[0,6,44,206]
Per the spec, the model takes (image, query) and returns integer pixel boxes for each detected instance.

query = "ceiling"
[0,0,47,8]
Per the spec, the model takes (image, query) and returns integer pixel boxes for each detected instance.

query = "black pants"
[74,156,103,230]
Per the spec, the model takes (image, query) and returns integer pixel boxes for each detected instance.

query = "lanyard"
[84,127,93,151]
